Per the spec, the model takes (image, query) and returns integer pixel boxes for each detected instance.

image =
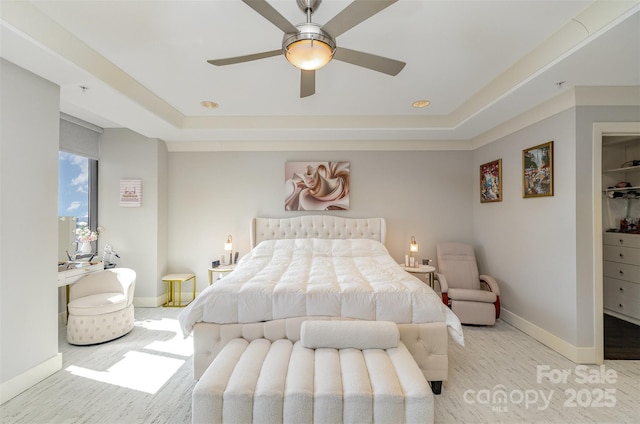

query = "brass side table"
[162,273,196,307]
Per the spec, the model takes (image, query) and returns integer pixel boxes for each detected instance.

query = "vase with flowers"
[76,224,103,255]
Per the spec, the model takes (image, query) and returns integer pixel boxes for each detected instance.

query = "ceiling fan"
[207,0,406,98]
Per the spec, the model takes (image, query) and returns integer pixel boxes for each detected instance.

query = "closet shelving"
[603,165,640,193]
[602,138,640,232]
[601,136,639,325]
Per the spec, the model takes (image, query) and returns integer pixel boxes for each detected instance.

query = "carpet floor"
[1,307,638,423]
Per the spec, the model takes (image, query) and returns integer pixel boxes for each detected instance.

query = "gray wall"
[0,60,60,399]
[166,150,474,294]
[98,129,169,306]
[472,109,579,343]
[95,144,474,303]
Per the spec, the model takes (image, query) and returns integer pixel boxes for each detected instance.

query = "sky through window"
[58,151,89,221]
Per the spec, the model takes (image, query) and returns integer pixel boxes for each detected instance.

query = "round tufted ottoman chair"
[66,268,136,346]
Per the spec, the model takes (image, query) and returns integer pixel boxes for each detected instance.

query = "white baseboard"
[133,291,202,308]
[500,308,597,364]
[133,295,166,307]
[1,353,62,404]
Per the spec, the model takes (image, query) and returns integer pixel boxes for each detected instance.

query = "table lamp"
[409,236,418,267]
[224,235,233,265]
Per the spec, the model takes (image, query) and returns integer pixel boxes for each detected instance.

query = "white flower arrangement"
[76,224,103,243]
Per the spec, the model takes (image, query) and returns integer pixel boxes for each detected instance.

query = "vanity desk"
[58,261,105,287]
[58,261,104,324]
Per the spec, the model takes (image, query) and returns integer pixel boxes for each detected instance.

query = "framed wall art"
[285,161,350,211]
[480,159,502,203]
[120,179,142,207]
[523,141,553,198]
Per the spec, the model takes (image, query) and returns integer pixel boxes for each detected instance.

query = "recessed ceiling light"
[200,100,219,109]
[412,100,430,108]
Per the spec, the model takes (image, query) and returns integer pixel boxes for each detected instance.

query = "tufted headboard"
[251,215,386,248]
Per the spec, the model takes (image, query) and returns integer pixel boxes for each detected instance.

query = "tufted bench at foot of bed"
[192,317,448,395]
[192,321,434,424]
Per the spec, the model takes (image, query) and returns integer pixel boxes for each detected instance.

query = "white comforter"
[178,238,464,344]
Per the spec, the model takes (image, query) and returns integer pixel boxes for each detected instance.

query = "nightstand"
[400,265,436,289]
[208,264,236,285]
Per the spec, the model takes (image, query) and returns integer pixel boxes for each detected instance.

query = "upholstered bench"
[192,321,434,424]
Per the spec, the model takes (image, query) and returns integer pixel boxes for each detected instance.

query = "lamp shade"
[409,236,418,253]
[224,235,233,252]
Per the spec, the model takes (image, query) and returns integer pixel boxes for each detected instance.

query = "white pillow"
[300,320,399,349]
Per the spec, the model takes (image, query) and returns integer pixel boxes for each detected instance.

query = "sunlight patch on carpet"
[66,351,184,394]
[135,317,194,357]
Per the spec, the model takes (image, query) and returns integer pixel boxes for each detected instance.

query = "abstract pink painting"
[285,161,350,210]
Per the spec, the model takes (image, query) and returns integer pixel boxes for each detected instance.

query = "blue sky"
[58,152,89,220]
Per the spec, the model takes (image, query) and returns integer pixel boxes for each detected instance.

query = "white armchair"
[66,268,136,345]
[435,242,500,325]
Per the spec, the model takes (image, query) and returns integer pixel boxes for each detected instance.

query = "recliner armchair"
[435,242,500,325]
[67,268,136,345]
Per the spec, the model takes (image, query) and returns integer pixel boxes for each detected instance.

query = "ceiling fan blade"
[321,0,398,38]
[333,47,405,76]
[242,0,298,34]
[300,70,316,98]
[207,49,281,66]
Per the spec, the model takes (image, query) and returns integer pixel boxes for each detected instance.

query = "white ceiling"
[1,0,639,149]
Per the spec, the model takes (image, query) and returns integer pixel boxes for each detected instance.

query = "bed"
[178,215,463,393]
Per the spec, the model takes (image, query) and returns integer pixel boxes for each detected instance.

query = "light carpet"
[1,307,638,423]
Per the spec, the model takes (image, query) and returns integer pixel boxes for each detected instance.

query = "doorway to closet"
[597,127,640,361]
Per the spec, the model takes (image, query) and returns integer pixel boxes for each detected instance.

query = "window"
[57,115,101,259]
[58,151,98,232]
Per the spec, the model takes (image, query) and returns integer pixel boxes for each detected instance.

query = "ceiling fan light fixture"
[283,23,335,71]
